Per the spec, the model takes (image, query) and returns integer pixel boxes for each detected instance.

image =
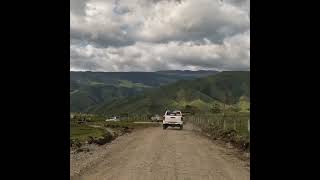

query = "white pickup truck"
[163,110,184,130]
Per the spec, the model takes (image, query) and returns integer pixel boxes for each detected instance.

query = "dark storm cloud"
[70,0,88,15]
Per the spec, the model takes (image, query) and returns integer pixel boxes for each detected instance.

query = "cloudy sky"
[70,0,250,72]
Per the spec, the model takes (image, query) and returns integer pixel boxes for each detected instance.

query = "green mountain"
[89,71,250,115]
[70,70,218,112]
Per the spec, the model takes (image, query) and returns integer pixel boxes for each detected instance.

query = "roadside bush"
[93,134,113,145]
[70,139,82,148]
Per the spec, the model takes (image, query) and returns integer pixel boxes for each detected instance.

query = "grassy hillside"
[70,84,145,112]
[89,71,250,115]
[70,70,218,112]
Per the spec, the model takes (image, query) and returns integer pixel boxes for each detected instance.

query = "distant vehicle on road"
[105,116,120,122]
[163,110,184,130]
[151,114,162,122]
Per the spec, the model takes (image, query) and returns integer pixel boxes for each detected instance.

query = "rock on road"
[71,124,249,180]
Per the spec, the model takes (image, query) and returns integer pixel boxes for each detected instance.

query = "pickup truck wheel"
[163,125,167,129]
[180,125,183,130]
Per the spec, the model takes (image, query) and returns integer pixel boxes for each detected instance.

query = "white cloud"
[70,0,250,71]
[135,0,249,43]
[70,30,249,71]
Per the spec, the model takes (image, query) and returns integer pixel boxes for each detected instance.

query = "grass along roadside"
[187,112,250,152]
[70,122,113,149]
[70,116,160,150]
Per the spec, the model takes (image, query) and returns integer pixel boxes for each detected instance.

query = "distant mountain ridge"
[70,70,219,112]
[88,71,250,115]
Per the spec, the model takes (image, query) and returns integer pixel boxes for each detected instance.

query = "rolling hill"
[70,70,218,112]
[88,71,250,115]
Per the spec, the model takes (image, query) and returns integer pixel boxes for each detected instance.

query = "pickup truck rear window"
[166,112,181,116]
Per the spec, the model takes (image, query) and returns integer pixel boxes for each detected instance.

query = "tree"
[211,103,221,113]
[230,105,240,112]
[184,105,199,115]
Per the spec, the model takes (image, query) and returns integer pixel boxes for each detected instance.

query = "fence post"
[201,117,203,128]
[223,118,226,130]
[202,117,204,128]
[239,117,242,131]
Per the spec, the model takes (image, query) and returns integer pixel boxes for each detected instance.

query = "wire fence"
[186,113,250,137]
[71,112,250,138]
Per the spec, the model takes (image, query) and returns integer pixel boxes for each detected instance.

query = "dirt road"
[71,124,249,180]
